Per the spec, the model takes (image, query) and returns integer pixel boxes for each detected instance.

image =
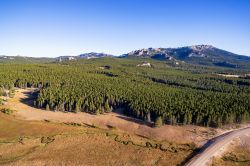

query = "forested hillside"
[0,57,249,127]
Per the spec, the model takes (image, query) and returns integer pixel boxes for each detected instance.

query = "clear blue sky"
[0,0,249,57]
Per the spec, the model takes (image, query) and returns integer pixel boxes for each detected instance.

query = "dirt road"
[186,126,250,166]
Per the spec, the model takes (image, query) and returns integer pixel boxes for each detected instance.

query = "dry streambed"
[0,119,196,166]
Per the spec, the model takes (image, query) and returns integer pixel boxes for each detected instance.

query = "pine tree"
[75,104,80,113]
[46,104,50,111]
[104,99,111,112]
[33,100,37,107]
[187,113,192,125]
[183,114,187,125]
[216,117,222,128]
[155,116,163,127]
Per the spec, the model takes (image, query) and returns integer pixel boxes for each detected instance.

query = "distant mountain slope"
[1,46,250,69]
[78,52,113,59]
[57,52,113,62]
[0,56,54,64]
[123,45,250,68]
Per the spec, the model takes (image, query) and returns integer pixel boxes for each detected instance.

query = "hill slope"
[0,56,54,64]
[124,45,250,69]
[1,45,250,69]
[57,52,113,62]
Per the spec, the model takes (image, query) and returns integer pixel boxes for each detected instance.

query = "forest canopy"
[0,57,249,127]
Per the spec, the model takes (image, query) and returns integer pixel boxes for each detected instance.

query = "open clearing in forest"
[4,88,218,144]
[0,88,231,166]
[0,113,195,166]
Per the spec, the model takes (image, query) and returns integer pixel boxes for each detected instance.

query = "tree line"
[0,59,249,127]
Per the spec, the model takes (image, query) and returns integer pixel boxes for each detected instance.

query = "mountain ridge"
[1,45,250,68]
[123,45,250,68]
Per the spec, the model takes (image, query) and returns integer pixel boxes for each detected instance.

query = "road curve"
[186,126,250,166]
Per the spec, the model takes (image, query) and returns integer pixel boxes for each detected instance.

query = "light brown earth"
[1,112,195,166]
[0,113,81,140]
[4,88,217,144]
[0,88,223,166]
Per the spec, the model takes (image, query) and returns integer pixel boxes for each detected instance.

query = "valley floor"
[0,88,248,166]
[5,88,217,144]
[0,113,190,166]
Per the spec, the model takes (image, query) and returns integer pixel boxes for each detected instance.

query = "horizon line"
[1,44,250,58]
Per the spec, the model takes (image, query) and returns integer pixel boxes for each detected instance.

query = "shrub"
[0,108,13,115]
[155,116,163,127]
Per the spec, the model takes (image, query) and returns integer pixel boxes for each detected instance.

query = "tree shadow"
[18,89,154,128]
[115,114,154,128]
[19,90,39,108]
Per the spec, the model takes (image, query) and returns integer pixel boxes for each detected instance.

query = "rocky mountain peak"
[79,52,112,59]
[189,45,214,51]
[123,45,250,68]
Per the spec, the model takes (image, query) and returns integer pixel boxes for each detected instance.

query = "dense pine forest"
[0,57,250,127]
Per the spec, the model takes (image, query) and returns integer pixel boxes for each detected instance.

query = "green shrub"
[0,108,13,115]
[155,116,163,127]
[41,136,55,145]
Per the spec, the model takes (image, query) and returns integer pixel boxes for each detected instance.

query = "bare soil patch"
[0,113,81,140]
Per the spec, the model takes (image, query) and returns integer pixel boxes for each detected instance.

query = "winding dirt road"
[186,126,250,166]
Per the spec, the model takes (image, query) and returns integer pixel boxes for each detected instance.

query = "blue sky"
[0,0,249,57]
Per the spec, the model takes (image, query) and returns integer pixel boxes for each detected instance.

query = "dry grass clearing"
[0,113,81,140]
[0,88,226,165]
[0,113,195,166]
[6,88,217,145]
[3,132,191,166]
